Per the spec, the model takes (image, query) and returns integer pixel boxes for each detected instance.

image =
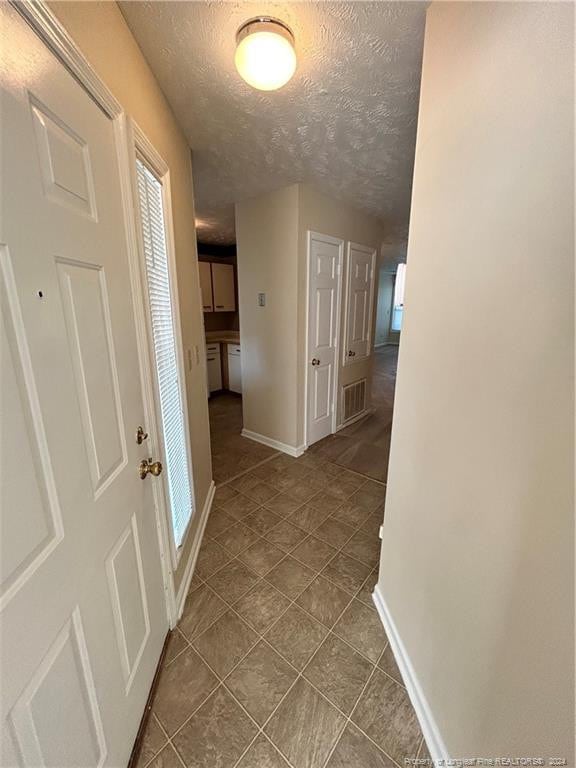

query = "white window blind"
[136,157,193,548]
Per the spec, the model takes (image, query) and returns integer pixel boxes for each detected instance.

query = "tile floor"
[135,450,429,768]
[311,346,398,482]
[208,393,279,484]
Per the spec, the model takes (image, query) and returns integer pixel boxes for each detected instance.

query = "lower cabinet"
[206,343,222,394]
[227,344,242,394]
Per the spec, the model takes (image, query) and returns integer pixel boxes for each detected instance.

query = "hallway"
[134,448,429,768]
[311,346,398,482]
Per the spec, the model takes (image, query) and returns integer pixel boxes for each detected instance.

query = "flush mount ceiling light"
[235,17,296,91]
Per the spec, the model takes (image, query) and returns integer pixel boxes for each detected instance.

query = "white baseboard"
[174,480,215,622]
[336,406,374,432]
[374,342,388,348]
[372,584,450,763]
[241,428,305,458]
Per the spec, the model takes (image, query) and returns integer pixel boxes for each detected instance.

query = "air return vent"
[342,379,367,423]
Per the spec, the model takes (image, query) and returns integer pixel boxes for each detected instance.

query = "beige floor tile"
[217,493,260,520]
[285,480,320,504]
[313,517,355,548]
[328,477,361,501]
[330,500,372,528]
[288,502,331,532]
[134,715,166,767]
[143,744,183,768]
[226,641,298,724]
[264,519,308,552]
[303,634,373,714]
[193,611,258,677]
[307,490,345,515]
[325,723,395,768]
[178,584,227,641]
[243,480,280,505]
[233,580,291,634]
[173,686,258,768]
[322,552,371,595]
[153,648,218,735]
[265,678,346,768]
[188,573,204,594]
[265,556,316,599]
[163,628,189,665]
[351,669,421,763]
[243,507,283,535]
[238,539,286,576]
[377,643,404,686]
[207,559,260,603]
[204,506,236,539]
[195,538,231,579]
[356,568,379,607]
[264,492,304,516]
[213,485,241,506]
[291,535,337,572]
[348,487,383,513]
[215,521,261,556]
[236,735,291,768]
[342,530,381,566]
[334,599,387,662]
[265,604,328,670]
[296,576,351,628]
[360,511,384,537]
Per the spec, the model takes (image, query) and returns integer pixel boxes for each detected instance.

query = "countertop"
[205,331,240,345]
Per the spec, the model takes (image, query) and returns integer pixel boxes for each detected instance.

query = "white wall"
[378,1,574,760]
[236,183,385,451]
[235,185,300,450]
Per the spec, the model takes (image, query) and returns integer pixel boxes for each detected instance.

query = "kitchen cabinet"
[227,343,242,393]
[206,343,222,394]
[211,263,236,312]
[199,261,213,312]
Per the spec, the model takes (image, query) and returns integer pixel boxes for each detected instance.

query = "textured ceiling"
[119,2,427,244]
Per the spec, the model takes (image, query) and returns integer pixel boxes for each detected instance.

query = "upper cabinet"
[199,261,213,312]
[211,263,236,312]
[198,261,236,313]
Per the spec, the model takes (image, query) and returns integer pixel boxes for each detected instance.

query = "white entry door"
[306,232,343,446]
[343,242,377,364]
[1,6,168,767]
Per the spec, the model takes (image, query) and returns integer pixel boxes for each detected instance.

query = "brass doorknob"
[311,358,320,366]
[139,458,163,479]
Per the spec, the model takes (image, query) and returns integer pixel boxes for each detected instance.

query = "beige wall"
[235,185,300,449]
[236,183,384,451]
[378,1,574,759]
[50,1,212,594]
[297,184,384,438]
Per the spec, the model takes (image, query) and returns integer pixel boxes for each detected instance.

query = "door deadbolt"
[139,458,163,479]
[136,426,149,444]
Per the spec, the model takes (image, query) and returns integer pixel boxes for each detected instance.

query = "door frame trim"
[11,0,178,625]
[128,121,197,574]
[304,230,344,450]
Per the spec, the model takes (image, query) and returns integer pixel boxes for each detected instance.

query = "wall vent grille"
[342,379,367,423]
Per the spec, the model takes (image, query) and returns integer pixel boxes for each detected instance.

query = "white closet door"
[343,242,377,364]
[306,232,343,445]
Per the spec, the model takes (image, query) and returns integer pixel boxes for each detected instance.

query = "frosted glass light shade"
[235,18,296,91]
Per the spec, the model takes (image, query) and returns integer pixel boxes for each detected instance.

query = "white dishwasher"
[227,343,242,394]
